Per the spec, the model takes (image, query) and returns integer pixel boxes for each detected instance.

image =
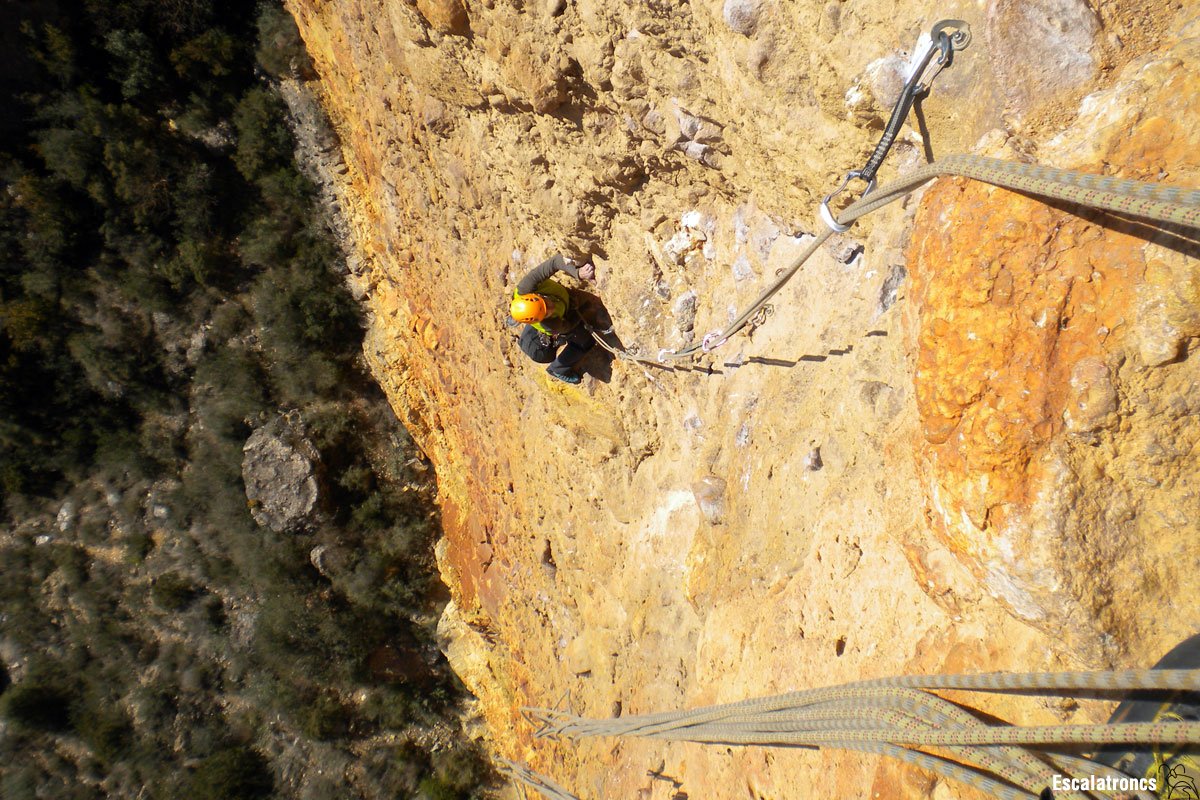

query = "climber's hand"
[578,263,596,281]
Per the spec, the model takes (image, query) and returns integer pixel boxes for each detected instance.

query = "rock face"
[242,414,321,533]
[985,0,1101,119]
[906,32,1200,660]
[284,0,1196,796]
[415,0,469,35]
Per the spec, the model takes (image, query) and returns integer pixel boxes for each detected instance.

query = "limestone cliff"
[284,0,1199,796]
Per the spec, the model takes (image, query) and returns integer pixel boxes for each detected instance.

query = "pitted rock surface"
[907,32,1200,659]
[283,1,1196,797]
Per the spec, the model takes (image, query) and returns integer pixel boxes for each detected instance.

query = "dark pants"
[518,325,594,376]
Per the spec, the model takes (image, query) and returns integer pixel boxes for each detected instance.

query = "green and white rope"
[635,154,1200,363]
[525,668,1200,799]
[497,758,583,800]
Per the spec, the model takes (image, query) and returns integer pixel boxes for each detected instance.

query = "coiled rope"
[523,668,1200,800]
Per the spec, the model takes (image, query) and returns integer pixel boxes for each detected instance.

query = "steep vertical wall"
[907,26,1200,662]
[284,1,1197,796]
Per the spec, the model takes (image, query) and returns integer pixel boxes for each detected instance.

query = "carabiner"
[915,31,953,93]
[820,170,876,233]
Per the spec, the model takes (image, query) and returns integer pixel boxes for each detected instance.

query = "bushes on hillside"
[0,2,490,797]
[186,746,273,800]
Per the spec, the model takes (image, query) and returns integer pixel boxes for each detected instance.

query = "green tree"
[105,28,162,101]
[232,87,294,180]
[255,4,314,79]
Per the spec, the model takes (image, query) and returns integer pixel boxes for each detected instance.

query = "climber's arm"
[516,254,581,294]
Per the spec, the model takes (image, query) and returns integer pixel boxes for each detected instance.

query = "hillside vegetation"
[0,2,488,798]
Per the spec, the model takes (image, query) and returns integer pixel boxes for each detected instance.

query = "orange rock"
[284,1,1198,795]
[906,37,1200,656]
[414,0,469,35]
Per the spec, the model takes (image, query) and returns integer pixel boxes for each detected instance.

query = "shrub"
[50,544,91,588]
[185,746,273,800]
[413,748,495,800]
[0,763,40,800]
[0,676,74,733]
[151,572,198,610]
[74,703,133,763]
[298,692,348,741]
[431,746,492,799]
[192,346,267,438]
[124,530,153,564]
[254,5,313,79]
[232,88,293,181]
[35,127,98,188]
[105,28,162,101]
[170,28,238,85]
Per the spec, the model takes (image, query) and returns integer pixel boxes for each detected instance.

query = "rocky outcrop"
[906,31,1200,660]
[283,0,1195,796]
[985,0,1102,119]
[242,413,321,533]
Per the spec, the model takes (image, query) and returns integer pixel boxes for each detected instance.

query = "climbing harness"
[524,666,1200,800]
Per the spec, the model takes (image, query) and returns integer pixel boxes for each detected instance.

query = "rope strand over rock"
[525,668,1200,800]
[651,154,1200,363]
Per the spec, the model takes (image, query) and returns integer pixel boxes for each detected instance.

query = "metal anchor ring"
[931,19,971,52]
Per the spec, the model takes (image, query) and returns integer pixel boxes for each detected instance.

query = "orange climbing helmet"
[510,293,549,323]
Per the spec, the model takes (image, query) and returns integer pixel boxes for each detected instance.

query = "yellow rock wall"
[907,30,1200,659]
[285,0,1198,796]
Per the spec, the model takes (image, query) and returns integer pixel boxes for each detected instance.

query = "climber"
[509,253,601,385]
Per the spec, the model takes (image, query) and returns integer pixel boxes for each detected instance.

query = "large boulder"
[242,414,322,534]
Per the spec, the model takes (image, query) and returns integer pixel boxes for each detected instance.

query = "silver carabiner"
[820,170,876,233]
[915,32,952,93]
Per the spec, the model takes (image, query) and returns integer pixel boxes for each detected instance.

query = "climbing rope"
[497,759,583,800]
[654,154,1200,362]
[525,668,1200,800]
[588,17,1198,365]
[509,18,1200,800]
